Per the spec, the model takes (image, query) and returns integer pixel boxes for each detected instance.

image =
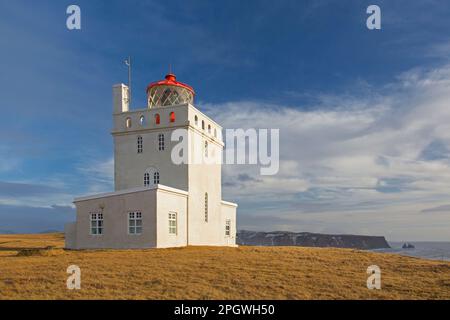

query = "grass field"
[0,233,449,299]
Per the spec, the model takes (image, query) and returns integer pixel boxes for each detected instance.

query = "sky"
[1,0,450,240]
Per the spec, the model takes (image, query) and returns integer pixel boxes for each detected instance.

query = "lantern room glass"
[148,85,194,108]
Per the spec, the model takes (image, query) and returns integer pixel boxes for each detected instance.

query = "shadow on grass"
[0,246,64,257]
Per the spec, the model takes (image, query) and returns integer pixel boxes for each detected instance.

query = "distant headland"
[237,230,390,249]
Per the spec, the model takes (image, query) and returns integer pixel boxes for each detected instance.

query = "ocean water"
[373,242,450,261]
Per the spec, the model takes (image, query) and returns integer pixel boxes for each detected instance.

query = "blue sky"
[1,1,450,240]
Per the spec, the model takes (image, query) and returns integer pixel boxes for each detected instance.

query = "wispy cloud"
[0,169,75,206]
[203,64,450,240]
[421,204,450,213]
[0,181,64,197]
[76,157,114,194]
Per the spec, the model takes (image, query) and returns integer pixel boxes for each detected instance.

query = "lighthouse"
[65,73,237,249]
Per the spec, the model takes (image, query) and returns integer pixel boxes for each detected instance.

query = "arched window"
[202,120,205,130]
[170,112,176,123]
[144,167,158,187]
[155,113,160,125]
[208,125,211,134]
[204,192,208,222]
[194,115,198,126]
[158,133,165,151]
[137,136,143,153]
[204,141,208,158]
[139,115,145,126]
[144,173,150,187]
[126,117,132,128]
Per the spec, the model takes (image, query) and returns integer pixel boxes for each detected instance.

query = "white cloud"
[76,157,114,194]
[0,156,115,209]
[202,65,450,240]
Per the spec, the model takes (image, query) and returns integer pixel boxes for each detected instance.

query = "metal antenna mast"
[124,56,132,106]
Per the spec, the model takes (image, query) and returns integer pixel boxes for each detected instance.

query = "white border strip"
[221,200,238,207]
[74,184,188,203]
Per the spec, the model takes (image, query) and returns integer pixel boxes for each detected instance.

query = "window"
[208,125,211,134]
[169,212,177,235]
[128,212,142,235]
[170,112,176,123]
[137,136,143,153]
[202,120,205,130]
[225,219,231,237]
[144,168,158,186]
[144,173,150,186]
[139,115,145,126]
[204,192,208,222]
[155,113,160,125]
[126,117,132,128]
[161,88,173,106]
[204,141,208,158]
[90,213,103,235]
[214,128,217,138]
[158,133,165,151]
[194,115,198,126]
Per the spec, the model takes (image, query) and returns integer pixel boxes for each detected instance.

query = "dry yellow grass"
[0,233,449,300]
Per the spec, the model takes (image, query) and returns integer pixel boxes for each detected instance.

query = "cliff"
[237,230,390,249]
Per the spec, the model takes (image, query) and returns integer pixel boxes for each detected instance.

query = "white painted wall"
[112,103,223,193]
[71,188,157,249]
[156,188,188,248]
[65,222,76,249]
[220,201,238,246]
[68,186,188,249]
[65,88,238,249]
[112,103,235,246]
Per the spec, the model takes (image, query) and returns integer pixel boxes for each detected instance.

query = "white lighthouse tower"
[65,73,237,249]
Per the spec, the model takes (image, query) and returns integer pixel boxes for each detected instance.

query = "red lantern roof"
[146,73,195,95]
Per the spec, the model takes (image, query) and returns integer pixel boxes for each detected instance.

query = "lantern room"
[146,73,195,108]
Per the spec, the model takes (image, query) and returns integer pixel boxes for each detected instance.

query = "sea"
[372,242,450,261]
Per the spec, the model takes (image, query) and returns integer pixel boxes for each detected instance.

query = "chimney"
[113,84,129,114]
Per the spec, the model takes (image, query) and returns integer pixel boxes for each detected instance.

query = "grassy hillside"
[0,233,449,299]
